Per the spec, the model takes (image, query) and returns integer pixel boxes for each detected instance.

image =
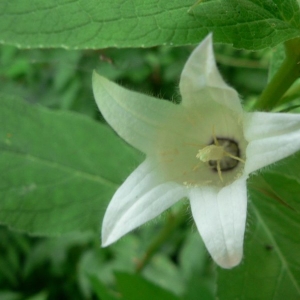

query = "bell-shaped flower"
[92,34,300,268]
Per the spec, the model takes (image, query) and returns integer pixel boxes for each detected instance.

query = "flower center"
[208,138,240,171]
[196,137,244,182]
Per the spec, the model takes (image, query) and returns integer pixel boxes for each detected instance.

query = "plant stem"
[254,38,300,111]
[135,209,186,273]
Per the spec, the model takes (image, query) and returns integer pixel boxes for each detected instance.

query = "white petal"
[189,176,248,268]
[179,34,242,113]
[244,112,300,174]
[93,71,181,153]
[102,159,188,246]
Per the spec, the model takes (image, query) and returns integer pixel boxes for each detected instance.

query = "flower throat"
[196,136,245,182]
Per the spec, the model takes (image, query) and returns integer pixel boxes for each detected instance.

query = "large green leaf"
[0,94,141,235]
[89,275,119,300]
[192,0,300,49]
[217,153,300,299]
[115,272,181,300]
[0,0,299,50]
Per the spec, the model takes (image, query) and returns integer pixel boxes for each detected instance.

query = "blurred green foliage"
[0,42,270,299]
[0,41,269,111]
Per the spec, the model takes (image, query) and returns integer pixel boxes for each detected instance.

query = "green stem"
[135,209,186,273]
[254,38,300,111]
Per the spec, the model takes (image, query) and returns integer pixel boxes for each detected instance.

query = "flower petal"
[102,159,188,246]
[93,71,181,153]
[179,34,242,113]
[189,176,248,268]
[244,112,300,174]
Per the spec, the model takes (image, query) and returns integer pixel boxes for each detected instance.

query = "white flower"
[92,34,300,268]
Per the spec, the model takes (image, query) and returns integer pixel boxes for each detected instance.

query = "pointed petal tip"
[193,32,213,55]
[180,32,242,112]
[202,32,213,44]
[101,243,108,248]
[189,179,247,270]
[101,231,115,248]
[215,252,243,269]
[92,70,100,84]
[101,240,110,248]
[92,71,108,93]
[92,71,104,98]
[244,111,300,174]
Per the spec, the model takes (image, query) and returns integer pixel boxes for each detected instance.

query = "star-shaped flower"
[92,34,300,268]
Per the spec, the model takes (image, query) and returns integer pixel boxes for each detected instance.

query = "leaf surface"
[0,94,141,235]
[115,272,181,300]
[0,0,299,50]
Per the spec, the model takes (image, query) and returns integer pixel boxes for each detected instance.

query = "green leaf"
[0,94,141,235]
[183,275,215,300]
[217,154,300,299]
[0,0,299,50]
[191,0,300,50]
[179,231,207,279]
[179,232,215,300]
[115,272,181,300]
[89,275,119,300]
[143,254,185,296]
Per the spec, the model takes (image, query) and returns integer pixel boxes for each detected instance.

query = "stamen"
[212,126,219,146]
[216,161,223,182]
[223,151,245,163]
